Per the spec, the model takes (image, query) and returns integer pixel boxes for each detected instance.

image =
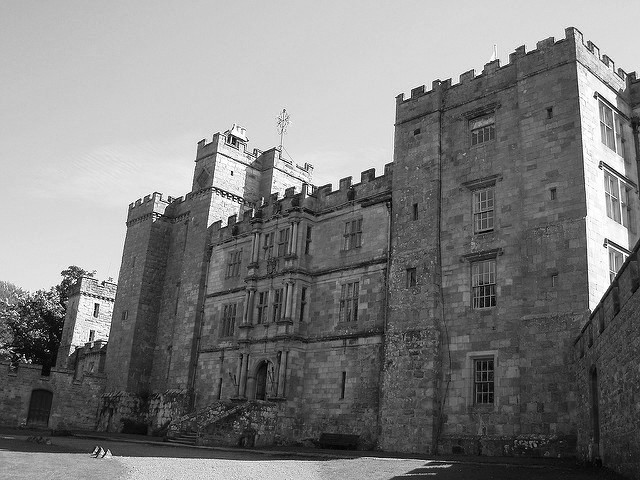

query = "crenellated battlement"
[69,276,117,299]
[575,238,640,358]
[397,27,637,120]
[127,191,172,224]
[210,163,393,244]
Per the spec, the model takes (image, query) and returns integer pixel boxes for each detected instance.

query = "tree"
[0,266,95,370]
[0,280,25,361]
[56,266,95,308]
[6,288,64,370]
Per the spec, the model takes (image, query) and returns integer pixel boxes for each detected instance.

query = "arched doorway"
[255,362,268,400]
[27,389,53,427]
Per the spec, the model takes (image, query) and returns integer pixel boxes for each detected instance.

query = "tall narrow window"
[343,219,362,250]
[473,187,495,233]
[339,281,359,322]
[599,100,627,158]
[93,303,100,318]
[340,371,347,399]
[121,310,128,321]
[272,288,283,322]
[256,292,268,324]
[474,358,495,404]
[221,303,236,337]
[277,228,290,257]
[89,330,95,342]
[470,114,495,146]
[472,260,496,308]
[604,172,621,223]
[599,101,615,150]
[226,250,242,278]
[608,246,627,282]
[263,232,274,259]
[412,203,419,221]
[299,287,307,322]
[406,268,417,287]
[604,171,632,227]
[305,226,312,254]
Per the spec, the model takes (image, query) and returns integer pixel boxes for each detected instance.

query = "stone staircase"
[165,400,279,448]
[166,431,198,446]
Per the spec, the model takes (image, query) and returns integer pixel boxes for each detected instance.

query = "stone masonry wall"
[0,362,105,430]
[574,241,640,479]
[57,277,115,368]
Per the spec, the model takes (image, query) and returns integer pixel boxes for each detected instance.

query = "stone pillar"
[291,282,298,321]
[235,354,242,397]
[239,353,249,397]
[283,282,292,319]
[275,351,282,396]
[284,282,295,319]
[242,290,251,324]
[251,232,261,263]
[290,222,299,255]
[277,350,288,398]
[243,288,255,324]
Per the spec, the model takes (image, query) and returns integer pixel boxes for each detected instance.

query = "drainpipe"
[377,199,392,444]
[433,86,452,455]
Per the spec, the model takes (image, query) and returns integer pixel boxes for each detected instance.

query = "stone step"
[166,437,197,446]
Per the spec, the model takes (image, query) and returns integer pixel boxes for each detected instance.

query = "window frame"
[339,281,359,323]
[343,219,363,251]
[225,249,242,278]
[305,226,312,254]
[598,100,626,157]
[277,228,290,257]
[472,186,495,234]
[470,114,495,147]
[406,267,417,288]
[608,245,627,283]
[604,170,633,228]
[299,287,307,322]
[474,357,495,405]
[93,303,100,318]
[256,291,268,324]
[221,303,237,337]
[272,288,283,322]
[263,232,274,259]
[471,259,497,309]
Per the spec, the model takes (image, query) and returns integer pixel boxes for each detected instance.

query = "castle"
[2,26,640,476]
[101,27,640,454]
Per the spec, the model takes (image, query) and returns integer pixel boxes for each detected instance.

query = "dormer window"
[225,124,249,150]
[226,135,239,148]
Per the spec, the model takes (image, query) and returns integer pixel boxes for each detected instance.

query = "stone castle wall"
[574,239,640,479]
[57,277,115,368]
[0,362,105,430]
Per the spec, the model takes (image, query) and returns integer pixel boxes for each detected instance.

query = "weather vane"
[276,108,291,152]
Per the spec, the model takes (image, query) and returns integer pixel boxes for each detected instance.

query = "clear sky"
[1,0,638,292]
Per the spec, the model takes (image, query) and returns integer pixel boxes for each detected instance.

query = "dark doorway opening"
[255,363,268,400]
[27,389,53,427]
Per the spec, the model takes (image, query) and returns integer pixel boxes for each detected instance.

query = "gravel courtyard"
[0,432,626,480]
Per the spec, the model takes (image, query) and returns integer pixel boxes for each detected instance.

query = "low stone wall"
[198,401,279,447]
[574,241,640,479]
[0,362,105,430]
[440,434,576,457]
[97,389,188,434]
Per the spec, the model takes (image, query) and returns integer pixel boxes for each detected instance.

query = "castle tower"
[105,125,312,396]
[56,276,116,369]
[380,27,640,453]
